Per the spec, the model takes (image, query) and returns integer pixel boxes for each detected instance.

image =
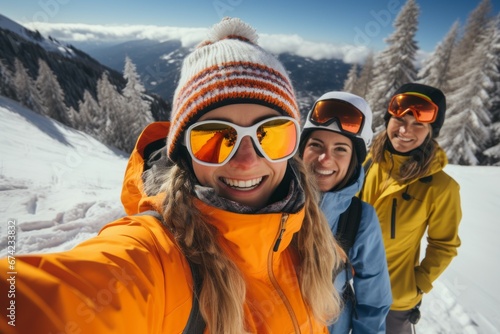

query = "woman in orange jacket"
[0,18,342,333]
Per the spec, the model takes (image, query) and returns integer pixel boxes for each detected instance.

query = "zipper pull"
[273,214,288,252]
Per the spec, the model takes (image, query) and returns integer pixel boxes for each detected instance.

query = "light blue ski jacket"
[321,167,392,334]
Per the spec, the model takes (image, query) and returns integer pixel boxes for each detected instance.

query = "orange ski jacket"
[0,122,328,333]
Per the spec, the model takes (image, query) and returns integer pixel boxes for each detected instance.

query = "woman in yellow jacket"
[360,83,462,334]
[0,18,343,333]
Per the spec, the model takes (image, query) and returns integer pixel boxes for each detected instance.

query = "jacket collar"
[194,198,304,275]
[320,165,364,229]
[382,146,448,181]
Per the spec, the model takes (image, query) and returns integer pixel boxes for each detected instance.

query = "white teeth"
[315,169,334,176]
[222,177,263,190]
[398,136,411,142]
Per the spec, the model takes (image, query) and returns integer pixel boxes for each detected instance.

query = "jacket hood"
[121,122,170,215]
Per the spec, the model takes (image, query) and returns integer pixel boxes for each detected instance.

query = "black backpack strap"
[134,211,206,333]
[182,260,205,334]
[335,197,362,319]
[358,157,373,201]
[335,197,362,255]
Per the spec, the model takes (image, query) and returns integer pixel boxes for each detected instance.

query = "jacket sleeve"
[350,203,392,334]
[0,216,191,334]
[415,175,462,293]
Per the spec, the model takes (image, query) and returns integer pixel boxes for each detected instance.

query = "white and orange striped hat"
[167,17,300,163]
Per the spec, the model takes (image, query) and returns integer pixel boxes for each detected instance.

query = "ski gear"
[360,148,461,310]
[388,93,439,123]
[136,210,206,334]
[320,167,392,334]
[383,83,446,137]
[0,120,333,334]
[308,98,365,135]
[302,91,373,162]
[167,17,300,163]
[184,116,300,166]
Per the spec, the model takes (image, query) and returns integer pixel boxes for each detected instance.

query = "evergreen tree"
[13,58,42,113]
[365,0,420,133]
[343,63,359,94]
[449,0,493,79]
[36,59,69,125]
[484,122,500,165]
[480,14,500,166]
[77,89,104,139]
[96,71,135,152]
[439,15,500,165]
[418,21,459,92]
[355,52,375,98]
[67,106,79,129]
[0,59,15,99]
[122,56,154,151]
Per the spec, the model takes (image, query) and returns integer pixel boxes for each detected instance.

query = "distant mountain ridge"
[1,12,350,120]
[78,39,352,115]
[0,14,169,120]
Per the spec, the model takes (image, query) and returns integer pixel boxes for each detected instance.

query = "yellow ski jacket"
[360,147,462,311]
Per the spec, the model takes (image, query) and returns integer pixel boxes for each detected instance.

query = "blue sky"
[2,0,499,58]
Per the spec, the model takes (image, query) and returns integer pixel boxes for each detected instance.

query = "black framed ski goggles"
[309,99,365,135]
[184,116,300,166]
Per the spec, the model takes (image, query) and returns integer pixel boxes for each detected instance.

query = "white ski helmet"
[300,91,373,162]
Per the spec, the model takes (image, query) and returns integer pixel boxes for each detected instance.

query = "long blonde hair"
[144,154,342,333]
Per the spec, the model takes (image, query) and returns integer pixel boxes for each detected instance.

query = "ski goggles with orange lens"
[388,93,439,123]
[184,116,300,166]
[309,99,365,135]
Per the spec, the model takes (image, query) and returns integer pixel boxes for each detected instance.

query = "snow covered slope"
[0,96,127,254]
[0,95,499,333]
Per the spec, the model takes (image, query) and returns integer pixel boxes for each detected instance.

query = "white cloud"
[24,22,207,47]
[24,22,371,64]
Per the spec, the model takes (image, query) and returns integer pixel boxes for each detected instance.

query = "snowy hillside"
[0,96,127,254]
[0,96,499,333]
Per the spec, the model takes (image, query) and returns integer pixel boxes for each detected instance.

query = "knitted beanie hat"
[384,83,446,138]
[167,17,300,163]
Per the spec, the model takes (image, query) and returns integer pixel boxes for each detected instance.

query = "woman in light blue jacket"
[300,91,392,334]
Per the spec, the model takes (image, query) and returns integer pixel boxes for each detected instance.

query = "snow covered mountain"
[0,96,499,333]
[75,39,352,114]
[0,13,76,57]
[0,13,169,120]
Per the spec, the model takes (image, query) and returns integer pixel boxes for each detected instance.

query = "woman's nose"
[228,136,260,167]
[317,151,332,163]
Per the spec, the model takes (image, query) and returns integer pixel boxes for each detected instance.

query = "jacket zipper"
[273,214,288,252]
[269,214,300,332]
[391,198,397,239]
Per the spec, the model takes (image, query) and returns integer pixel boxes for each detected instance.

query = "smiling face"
[191,104,288,209]
[302,130,353,192]
[387,114,431,153]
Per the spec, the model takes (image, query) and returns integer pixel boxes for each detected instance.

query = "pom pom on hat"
[167,17,300,163]
[205,16,258,44]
